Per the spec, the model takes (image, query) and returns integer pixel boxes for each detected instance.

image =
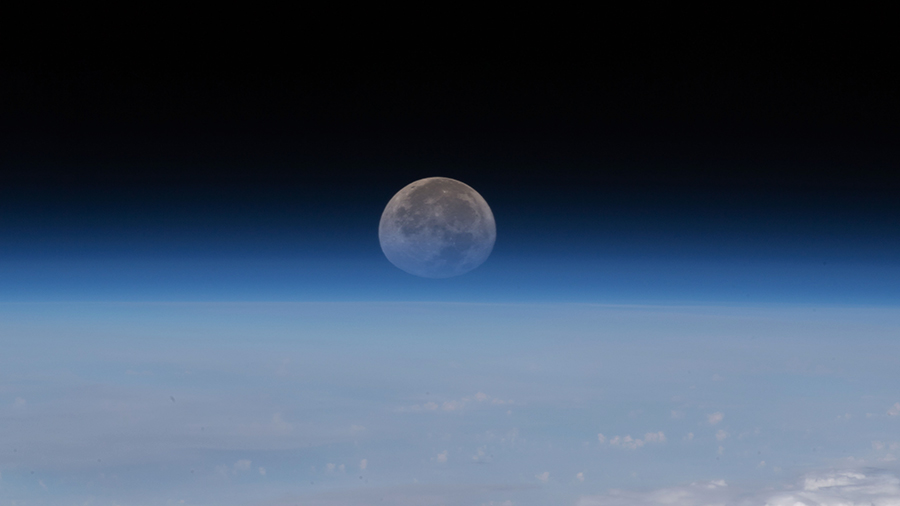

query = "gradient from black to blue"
[1,38,898,304]
[4,34,900,506]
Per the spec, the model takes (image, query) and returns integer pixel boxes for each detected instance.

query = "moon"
[379,177,496,278]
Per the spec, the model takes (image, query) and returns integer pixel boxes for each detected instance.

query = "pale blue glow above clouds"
[2,302,899,505]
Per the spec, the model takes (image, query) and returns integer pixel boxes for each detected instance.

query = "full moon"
[379,177,496,278]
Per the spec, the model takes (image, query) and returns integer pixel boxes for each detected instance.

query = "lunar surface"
[379,177,496,278]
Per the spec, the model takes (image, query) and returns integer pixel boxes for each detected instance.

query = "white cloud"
[715,430,728,441]
[607,432,665,450]
[442,400,464,411]
[671,410,684,419]
[707,412,724,425]
[889,403,900,416]
[644,432,666,443]
[780,470,900,505]
[338,464,345,472]
[873,441,900,452]
[13,397,26,407]
[359,459,367,470]
[234,459,252,472]
[684,432,694,441]
[259,467,266,475]
[577,478,729,506]
[475,392,488,402]
[610,435,644,449]
[326,463,336,472]
[578,469,900,506]
[472,446,490,463]
[576,472,585,482]
[437,451,448,463]
[536,471,549,483]
[597,433,606,444]
[758,460,766,468]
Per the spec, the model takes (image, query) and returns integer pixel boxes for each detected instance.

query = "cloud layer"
[577,469,900,506]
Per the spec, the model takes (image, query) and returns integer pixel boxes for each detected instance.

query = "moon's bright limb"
[379,177,496,278]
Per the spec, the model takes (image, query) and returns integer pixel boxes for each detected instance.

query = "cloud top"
[577,469,900,506]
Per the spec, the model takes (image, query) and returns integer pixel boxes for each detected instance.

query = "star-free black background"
[1,30,898,302]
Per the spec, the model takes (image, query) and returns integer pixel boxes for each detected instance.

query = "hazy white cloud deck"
[2,302,899,505]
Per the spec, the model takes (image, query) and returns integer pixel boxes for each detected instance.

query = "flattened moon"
[379,177,496,278]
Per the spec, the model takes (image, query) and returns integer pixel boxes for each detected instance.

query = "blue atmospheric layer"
[0,182,897,304]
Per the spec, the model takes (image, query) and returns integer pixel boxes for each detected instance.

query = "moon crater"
[379,177,496,278]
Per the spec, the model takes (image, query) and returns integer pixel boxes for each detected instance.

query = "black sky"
[2,31,898,190]
[0,27,898,302]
